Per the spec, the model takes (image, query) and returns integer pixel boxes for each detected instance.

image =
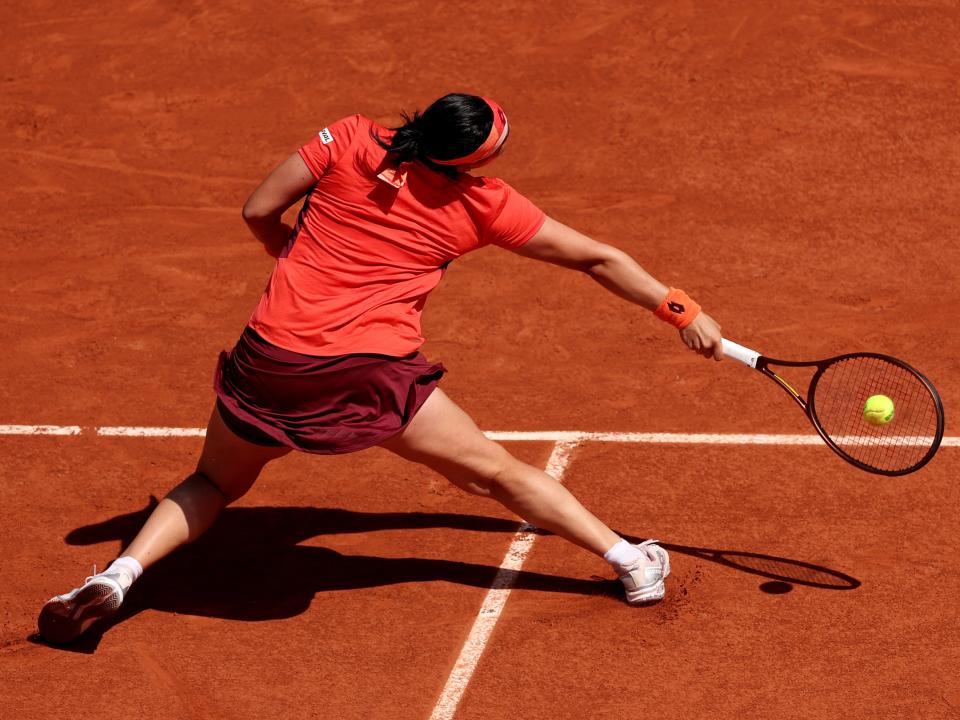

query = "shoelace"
[82,564,134,594]
[635,539,668,576]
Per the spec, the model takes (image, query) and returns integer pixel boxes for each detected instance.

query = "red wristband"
[654,288,701,329]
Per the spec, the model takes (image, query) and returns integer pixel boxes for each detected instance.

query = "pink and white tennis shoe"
[618,539,671,605]
[38,567,131,644]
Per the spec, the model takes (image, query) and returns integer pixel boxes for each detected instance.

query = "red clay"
[2,2,959,719]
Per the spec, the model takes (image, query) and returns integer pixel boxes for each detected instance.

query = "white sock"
[104,556,143,591]
[603,539,647,574]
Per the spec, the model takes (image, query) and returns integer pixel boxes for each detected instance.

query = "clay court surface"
[3,1,959,718]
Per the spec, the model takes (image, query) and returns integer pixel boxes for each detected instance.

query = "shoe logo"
[667,301,685,314]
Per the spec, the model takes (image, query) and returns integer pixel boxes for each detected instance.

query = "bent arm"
[242,152,316,258]
[511,216,723,359]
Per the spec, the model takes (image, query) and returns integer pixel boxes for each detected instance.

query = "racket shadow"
[620,533,860,590]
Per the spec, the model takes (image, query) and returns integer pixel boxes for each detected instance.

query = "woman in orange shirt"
[39,93,723,644]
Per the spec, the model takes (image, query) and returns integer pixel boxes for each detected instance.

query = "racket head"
[806,353,945,476]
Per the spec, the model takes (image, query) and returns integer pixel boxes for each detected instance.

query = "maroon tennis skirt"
[213,327,445,454]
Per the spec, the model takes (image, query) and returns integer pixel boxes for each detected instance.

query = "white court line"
[1,425,956,446]
[0,425,82,436]
[488,431,959,446]
[428,440,579,720]
[97,426,207,437]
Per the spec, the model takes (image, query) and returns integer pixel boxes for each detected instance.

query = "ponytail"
[376,111,426,164]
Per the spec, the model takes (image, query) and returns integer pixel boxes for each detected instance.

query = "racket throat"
[770,374,807,410]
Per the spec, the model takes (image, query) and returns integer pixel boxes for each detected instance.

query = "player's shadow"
[38,498,619,653]
[35,499,860,653]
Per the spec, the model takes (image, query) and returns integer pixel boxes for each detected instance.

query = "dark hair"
[375,93,494,172]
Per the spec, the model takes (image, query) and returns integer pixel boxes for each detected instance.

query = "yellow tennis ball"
[863,394,895,425]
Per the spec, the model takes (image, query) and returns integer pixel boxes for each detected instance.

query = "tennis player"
[38,93,723,643]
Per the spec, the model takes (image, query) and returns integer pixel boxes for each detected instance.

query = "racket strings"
[811,356,941,474]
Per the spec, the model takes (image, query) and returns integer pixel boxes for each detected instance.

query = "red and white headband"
[427,97,509,166]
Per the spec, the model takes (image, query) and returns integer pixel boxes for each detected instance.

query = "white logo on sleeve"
[319,127,334,144]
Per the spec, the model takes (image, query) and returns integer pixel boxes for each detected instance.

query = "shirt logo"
[319,127,334,144]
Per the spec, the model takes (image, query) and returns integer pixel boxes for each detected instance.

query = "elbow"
[241,201,263,224]
[583,245,625,277]
[242,198,278,224]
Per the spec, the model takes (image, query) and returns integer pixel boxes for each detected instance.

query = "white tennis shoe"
[38,567,131,644]
[618,539,671,605]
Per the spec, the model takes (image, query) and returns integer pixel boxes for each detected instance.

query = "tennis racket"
[721,339,945,476]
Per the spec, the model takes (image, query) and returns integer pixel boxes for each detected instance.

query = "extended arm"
[513,216,723,360]
[242,152,316,258]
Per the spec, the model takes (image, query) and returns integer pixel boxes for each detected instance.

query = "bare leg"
[123,404,291,570]
[38,404,292,643]
[380,388,620,556]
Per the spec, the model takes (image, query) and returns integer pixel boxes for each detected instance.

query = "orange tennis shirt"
[248,114,546,357]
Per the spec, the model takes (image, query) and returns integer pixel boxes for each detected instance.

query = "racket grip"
[721,338,760,368]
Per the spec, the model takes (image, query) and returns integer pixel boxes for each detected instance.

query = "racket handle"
[721,338,760,368]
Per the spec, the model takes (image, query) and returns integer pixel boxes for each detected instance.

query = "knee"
[194,471,227,500]
[455,443,522,497]
[164,472,231,516]
[486,455,532,496]
[195,470,251,506]
[393,435,520,498]
[403,438,510,497]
